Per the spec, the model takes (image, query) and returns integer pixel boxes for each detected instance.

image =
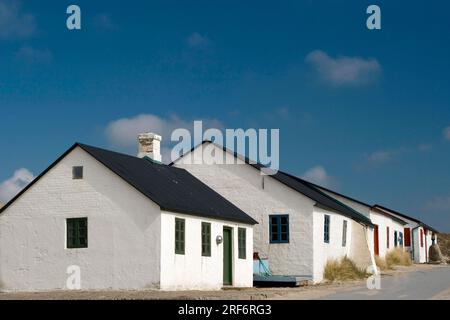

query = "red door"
[404,228,411,247]
[374,225,379,256]
[424,229,428,262]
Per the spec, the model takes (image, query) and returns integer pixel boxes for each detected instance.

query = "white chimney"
[138,133,162,162]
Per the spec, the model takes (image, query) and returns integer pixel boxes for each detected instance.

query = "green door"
[223,228,233,285]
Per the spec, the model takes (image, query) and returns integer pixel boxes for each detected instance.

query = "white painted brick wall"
[160,211,253,290]
[0,147,162,291]
[175,143,372,283]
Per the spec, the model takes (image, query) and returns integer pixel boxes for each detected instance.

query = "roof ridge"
[2,142,258,225]
[172,140,373,226]
[282,172,373,225]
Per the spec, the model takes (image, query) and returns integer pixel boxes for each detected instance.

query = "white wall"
[369,211,405,258]
[412,226,435,263]
[312,207,353,282]
[159,211,253,290]
[0,147,161,291]
[316,189,376,273]
[381,211,432,263]
[175,143,316,278]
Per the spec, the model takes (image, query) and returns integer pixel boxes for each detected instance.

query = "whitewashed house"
[0,135,257,292]
[310,185,408,259]
[369,206,407,257]
[372,205,438,263]
[172,141,376,283]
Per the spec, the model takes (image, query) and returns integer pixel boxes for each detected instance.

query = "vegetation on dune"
[375,248,412,270]
[324,257,368,282]
[375,255,391,270]
[437,233,450,263]
[385,248,412,267]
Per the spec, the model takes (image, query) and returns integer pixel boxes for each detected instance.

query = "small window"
[387,226,390,249]
[324,215,330,243]
[201,222,211,257]
[342,220,347,247]
[269,215,289,243]
[72,166,83,179]
[238,228,246,259]
[399,232,404,247]
[394,231,398,247]
[175,218,185,255]
[67,218,88,249]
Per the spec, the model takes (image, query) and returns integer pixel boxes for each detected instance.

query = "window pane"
[67,218,87,249]
[271,232,278,242]
[202,222,211,257]
[272,216,278,223]
[342,221,347,247]
[269,215,289,243]
[175,218,185,255]
[72,166,83,179]
[324,215,330,243]
[238,228,246,259]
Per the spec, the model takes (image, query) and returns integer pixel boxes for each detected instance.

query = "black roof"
[0,143,257,225]
[172,141,373,226]
[306,180,373,209]
[306,181,408,225]
[262,168,373,226]
[373,205,438,233]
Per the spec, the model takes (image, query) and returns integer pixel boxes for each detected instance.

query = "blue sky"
[1,1,450,230]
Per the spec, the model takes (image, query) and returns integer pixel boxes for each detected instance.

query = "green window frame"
[201,222,211,257]
[238,228,246,259]
[175,218,185,255]
[67,218,88,249]
[324,215,330,243]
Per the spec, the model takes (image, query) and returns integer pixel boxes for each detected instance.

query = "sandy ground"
[0,264,446,300]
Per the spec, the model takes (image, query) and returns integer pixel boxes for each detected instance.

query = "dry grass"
[385,248,412,267]
[437,234,450,262]
[375,255,391,270]
[375,249,412,270]
[323,257,368,282]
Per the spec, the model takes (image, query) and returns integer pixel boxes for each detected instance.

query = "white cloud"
[444,127,450,141]
[301,166,337,189]
[425,196,450,211]
[0,0,36,40]
[105,113,224,162]
[15,46,52,64]
[0,168,34,203]
[366,150,394,165]
[186,32,210,47]
[305,50,381,86]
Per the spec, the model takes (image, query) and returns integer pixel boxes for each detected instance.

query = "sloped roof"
[258,167,373,226]
[0,143,257,225]
[172,141,373,226]
[373,205,438,233]
[305,181,408,225]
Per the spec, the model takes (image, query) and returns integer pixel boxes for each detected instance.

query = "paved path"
[321,265,450,300]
